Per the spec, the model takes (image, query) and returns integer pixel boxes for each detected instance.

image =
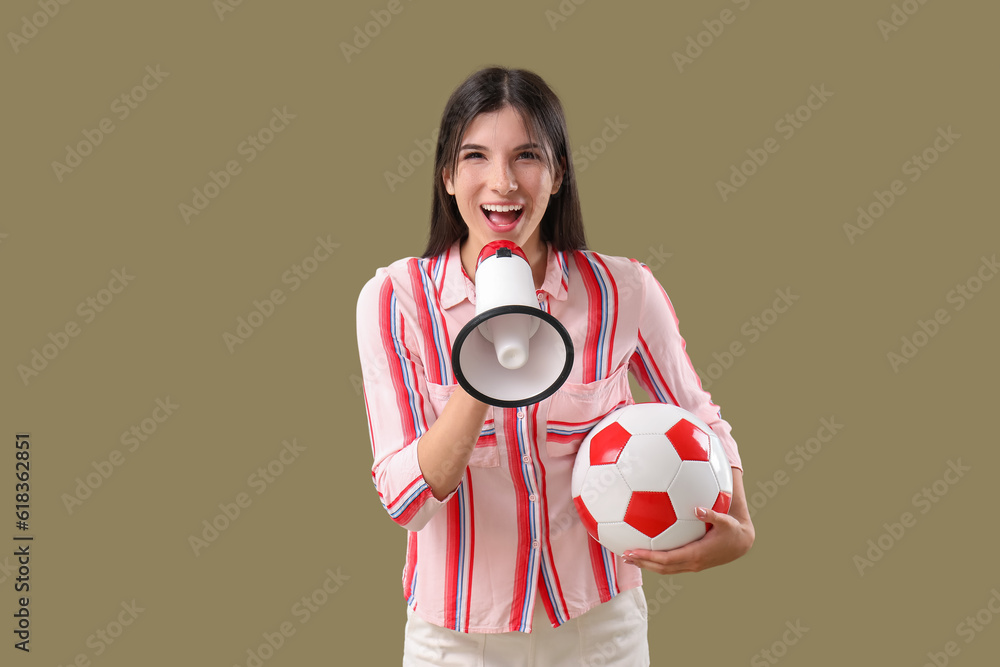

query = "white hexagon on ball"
[617,434,683,492]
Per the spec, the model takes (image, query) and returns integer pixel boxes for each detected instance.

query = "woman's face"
[443,106,564,261]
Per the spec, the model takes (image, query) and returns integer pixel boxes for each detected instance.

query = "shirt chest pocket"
[544,363,633,459]
[425,383,500,468]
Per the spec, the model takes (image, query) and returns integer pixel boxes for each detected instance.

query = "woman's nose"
[491,162,517,194]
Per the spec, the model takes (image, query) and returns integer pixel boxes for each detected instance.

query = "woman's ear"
[443,166,455,195]
[551,156,566,194]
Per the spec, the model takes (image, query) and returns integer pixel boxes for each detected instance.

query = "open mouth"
[481,203,524,229]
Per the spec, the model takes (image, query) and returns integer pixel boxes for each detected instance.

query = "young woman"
[357,66,754,666]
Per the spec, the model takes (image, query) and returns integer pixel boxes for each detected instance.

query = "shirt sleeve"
[356,268,458,531]
[626,261,743,471]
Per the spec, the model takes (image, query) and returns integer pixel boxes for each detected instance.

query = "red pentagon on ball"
[712,491,732,514]
[666,419,711,461]
[623,491,677,537]
[589,421,631,466]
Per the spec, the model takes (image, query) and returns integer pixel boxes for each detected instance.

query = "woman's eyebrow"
[459,143,543,152]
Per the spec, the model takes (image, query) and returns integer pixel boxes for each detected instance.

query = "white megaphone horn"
[452,241,574,408]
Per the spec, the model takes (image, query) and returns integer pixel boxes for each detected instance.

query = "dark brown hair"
[422,66,586,258]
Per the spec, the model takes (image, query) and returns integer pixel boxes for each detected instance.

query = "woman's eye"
[519,151,539,160]
[462,152,485,160]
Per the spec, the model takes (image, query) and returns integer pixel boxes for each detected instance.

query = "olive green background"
[2,0,997,665]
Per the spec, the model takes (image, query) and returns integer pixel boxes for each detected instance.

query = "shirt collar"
[439,239,569,310]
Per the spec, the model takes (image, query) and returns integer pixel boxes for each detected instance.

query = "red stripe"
[403,531,418,601]
[444,490,461,628]
[574,252,603,383]
[464,474,475,633]
[505,408,532,630]
[587,537,612,602]
[407,259,442,385]
[592,254,619,378]
[378,279,418,444]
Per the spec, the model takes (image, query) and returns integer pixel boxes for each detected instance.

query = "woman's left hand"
[621,468,754,574]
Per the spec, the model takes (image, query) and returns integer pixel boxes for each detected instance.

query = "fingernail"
[695,507,707,519]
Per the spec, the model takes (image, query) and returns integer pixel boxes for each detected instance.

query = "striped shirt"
[355,240,741,633]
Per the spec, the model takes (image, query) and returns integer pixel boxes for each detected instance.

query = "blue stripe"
[546,424,596,436]
[539,570,566,625]
[407,570,418,607]
[601,546,616,595]
[453,486,466,630]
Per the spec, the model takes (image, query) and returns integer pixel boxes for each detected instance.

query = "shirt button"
[522,455,531,464]
[516,410,525,419]
[528,494,537,502]
[532,539,540,549]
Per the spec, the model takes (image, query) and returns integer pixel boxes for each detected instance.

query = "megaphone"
[452,241,574,408]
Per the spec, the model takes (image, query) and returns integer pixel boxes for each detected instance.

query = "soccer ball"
[571,403,733,554]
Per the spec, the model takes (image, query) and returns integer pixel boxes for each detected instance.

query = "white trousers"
[402,586,650,667]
